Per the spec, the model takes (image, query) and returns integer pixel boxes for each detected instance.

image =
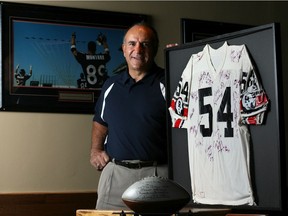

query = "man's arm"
[29,65,32,76]
[102,40,109,55]
[90,121,110,170]
[15,64,19,74]
[97,33,109,54]
[70,32,78,56]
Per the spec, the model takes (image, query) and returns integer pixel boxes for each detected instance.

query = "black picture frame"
[0,2,146,114]
[181,18,252,44]
[166,23,285,214]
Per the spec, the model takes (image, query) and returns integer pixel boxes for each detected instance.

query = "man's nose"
[134,42,144,52]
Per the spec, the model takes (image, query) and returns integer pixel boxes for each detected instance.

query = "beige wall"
[1,0,287,193]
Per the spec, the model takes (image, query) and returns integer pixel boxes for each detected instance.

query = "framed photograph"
[181,18,252,43]
[0,2,146,113]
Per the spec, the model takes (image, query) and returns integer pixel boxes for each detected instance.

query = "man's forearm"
[91,121,108,153]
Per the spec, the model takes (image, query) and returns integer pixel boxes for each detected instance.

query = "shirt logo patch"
[175,98,183,115]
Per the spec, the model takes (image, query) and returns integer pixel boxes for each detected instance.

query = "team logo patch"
[242,92,256,111]
[175,98,183,115]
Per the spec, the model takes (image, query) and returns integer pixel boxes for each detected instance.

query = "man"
[14,64,32,86]
[77,73,87,89]
[90,22,168,210]
[71,32,110,88]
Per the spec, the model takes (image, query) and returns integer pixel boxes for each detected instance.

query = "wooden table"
[76,210,134,216]
[76,208,231,216]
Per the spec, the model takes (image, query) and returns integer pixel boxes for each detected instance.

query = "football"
[121,176,191,214]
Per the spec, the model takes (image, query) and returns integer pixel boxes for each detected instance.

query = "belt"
[112,159,157,169]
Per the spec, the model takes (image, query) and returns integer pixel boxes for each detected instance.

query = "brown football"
[121,176,191,214]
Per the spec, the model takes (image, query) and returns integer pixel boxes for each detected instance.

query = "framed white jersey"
[169,41,269,206]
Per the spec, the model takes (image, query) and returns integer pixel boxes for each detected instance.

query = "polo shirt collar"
[120,63,160,86]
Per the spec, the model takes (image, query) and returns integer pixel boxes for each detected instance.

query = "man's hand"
[90,121,109,171]
[96,33,107,45]
[90,149,110,171]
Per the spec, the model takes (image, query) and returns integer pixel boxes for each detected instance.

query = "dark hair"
[20,69,26,75]
[124,22,159,55]
[88,41,96,53]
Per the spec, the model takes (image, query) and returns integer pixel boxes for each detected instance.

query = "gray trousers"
[96,161,168,210]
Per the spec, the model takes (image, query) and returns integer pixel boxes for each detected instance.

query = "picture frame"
[181,18,252,44]
[0,2,146,114]
[167,23,284,213]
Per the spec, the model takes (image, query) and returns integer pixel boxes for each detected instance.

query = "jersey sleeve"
[168,56,193,129]
[240,46,269,125]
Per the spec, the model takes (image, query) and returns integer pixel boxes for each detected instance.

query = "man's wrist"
[91,148,103,154]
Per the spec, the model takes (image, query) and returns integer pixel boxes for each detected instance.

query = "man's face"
[122,25,156,73]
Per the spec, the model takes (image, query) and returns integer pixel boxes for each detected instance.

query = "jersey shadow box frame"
[181,18,252,44]
[0,1,146,114]
[165,23,286,215]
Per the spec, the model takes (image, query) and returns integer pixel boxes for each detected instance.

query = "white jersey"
[169,41,269,206]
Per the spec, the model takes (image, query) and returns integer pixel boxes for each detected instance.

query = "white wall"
[1,0,287,193]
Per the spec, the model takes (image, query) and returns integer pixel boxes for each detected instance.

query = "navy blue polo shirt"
[93,64,167,163]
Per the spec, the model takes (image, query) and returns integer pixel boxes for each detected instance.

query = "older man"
[90,22,168,210]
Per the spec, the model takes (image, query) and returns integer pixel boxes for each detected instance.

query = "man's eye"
[142,42,151,48]
[128,42,135,46]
